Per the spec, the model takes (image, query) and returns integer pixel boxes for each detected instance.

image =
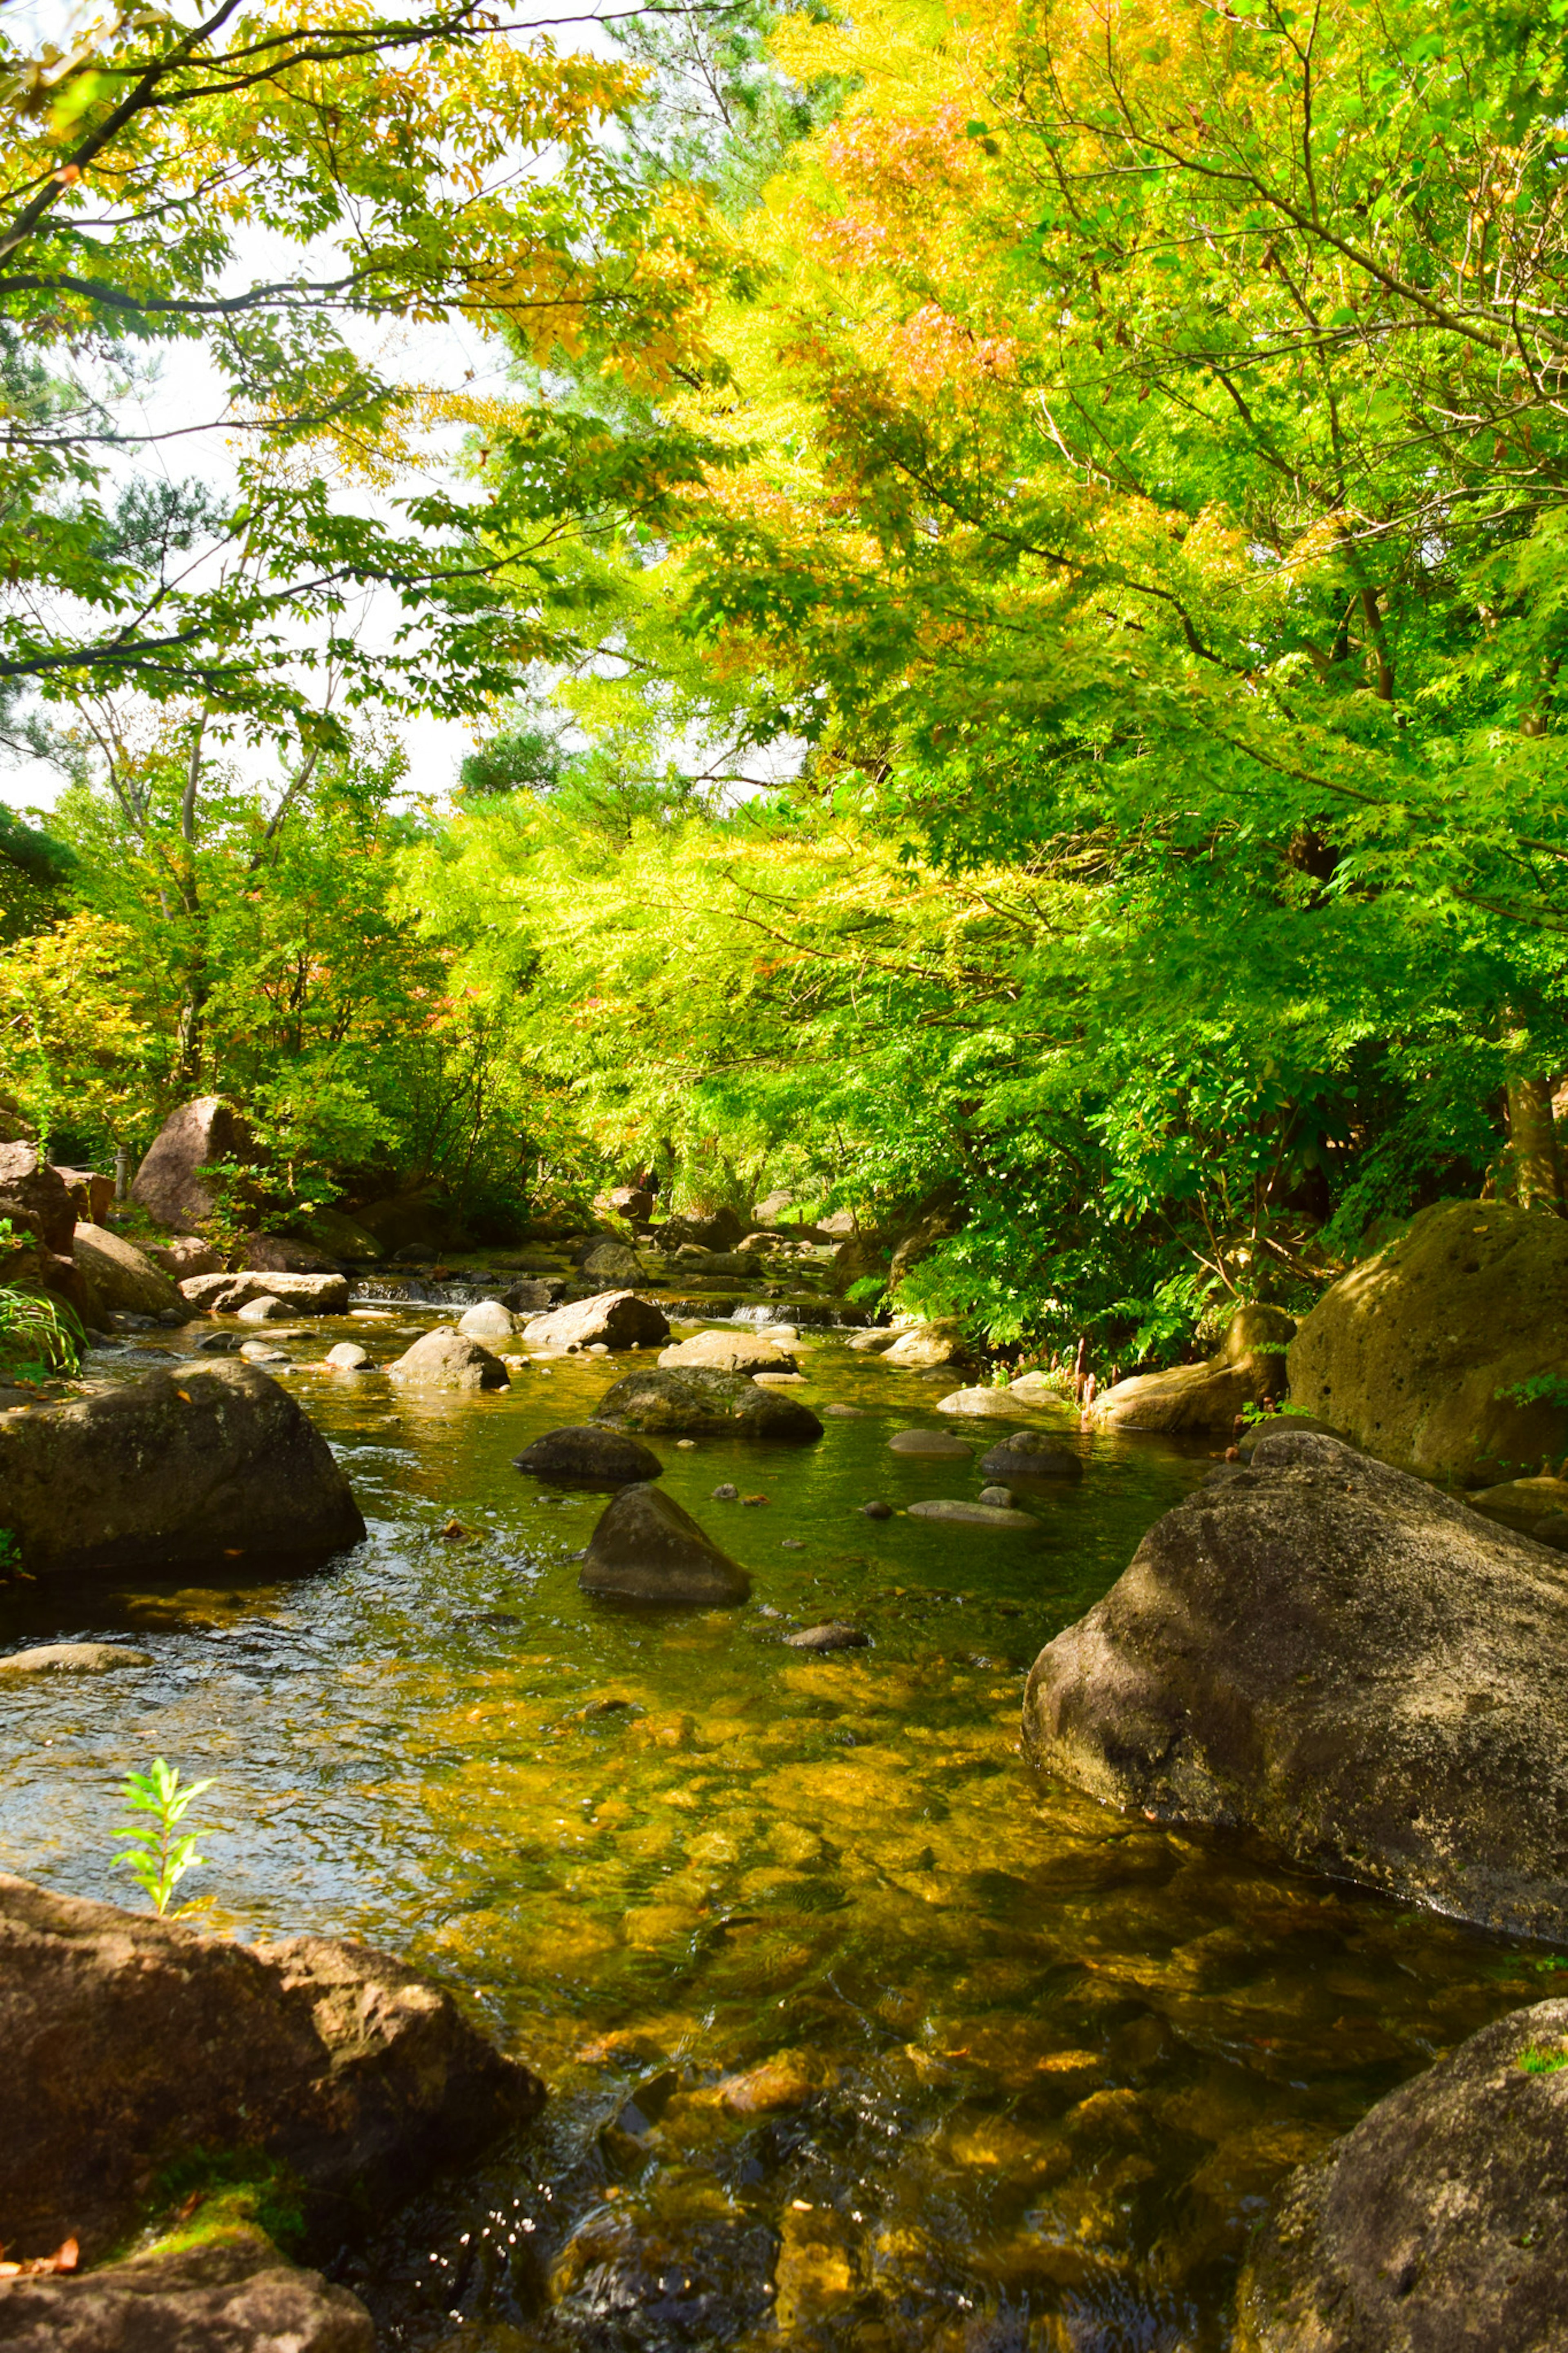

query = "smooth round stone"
[238,1340,290,1363]
[978,1485,1017,1508]
[325,1342,372,1372]
[235,1295,290,1323]
[936,1387,1036,1418]
[823,1403,868,1418]
[979,1429,1083,1482]
[0,1643,152,1677]
[860,1500,893,1519]
[907,1499,1040,1529]
[889,1430,973,1458]
[784,1622,869,1651]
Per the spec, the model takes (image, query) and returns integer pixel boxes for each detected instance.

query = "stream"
[0,1304,1556,2351]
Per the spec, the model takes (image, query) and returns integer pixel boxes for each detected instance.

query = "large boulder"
[979,1429,1082,1482]
[236,1231,343,1276]
[342,1189,461,1257]
[0,1363,366,1578]
[0,2230,374,2351]
[512,1426,664,1487]
[579,1482,750,1604]
[179,1271,349,1316]
[593,1365,823,1441]
[596,1184,654,1225]
[50,1164,113,1227]
[522,1289,670,1352]
[579,1240,647,1285]
[70,1224,184,1321]
[293,1205,385,1262]
[0,1873,544,2264]
[386,1328,508,1392]
[880,1319,976,1372]
[144,1234,225,1281]
[0,1144,74,1254]
[1022,1431,1568,1939]
[1288,1197,1568,1485]
[1236,1995,1568,2351]
[1086,1305,1295,1434]
[657,1329,798,1375]
[130,1097,256,1231]
[458,1299,517,1340]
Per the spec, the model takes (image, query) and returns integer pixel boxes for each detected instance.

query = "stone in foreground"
[658,1329,799,1375]
[512,1425,664,1488]
[580,1482,751,1604]
[0,2231,374,2351]
[1087,1305,1295,1434]
[0,1364,365,1578]
[1236,1995,1568,2352]
[387,1327,508,1392]
[521,1288,670,1352]
[594,1365,823,1441]
[1024,1430,1568,1938]
[0,1873,545,2264]
[0,1643,151,1677]
[908,1498,1040,1529]
[180,1270,350,1316]
[1288,1197,1568,1485]
[979,1429,1082,1481]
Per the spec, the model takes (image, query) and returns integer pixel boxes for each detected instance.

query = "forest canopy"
[4,0,1567,1359]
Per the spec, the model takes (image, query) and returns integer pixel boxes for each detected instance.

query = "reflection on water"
[0,1329,1553,2350]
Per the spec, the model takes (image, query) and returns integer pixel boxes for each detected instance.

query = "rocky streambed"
[0,1303,1562,2349]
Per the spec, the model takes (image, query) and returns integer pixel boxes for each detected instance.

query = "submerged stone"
[979,1429,1083,1482]
[907,1499,1040,1529]
[387,1328,508,1392]
[512,1425,664,1488]
[594,1366,822,1441]
[783,1623,869,1651]
[888,1430,973,1458]
[579,1481,751,1604]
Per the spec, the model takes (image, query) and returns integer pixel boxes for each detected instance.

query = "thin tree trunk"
[1506,1077,1565,1211]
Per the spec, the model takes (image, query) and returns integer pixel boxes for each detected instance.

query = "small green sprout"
[114,1758,214,1916]
[1517,2045,1568,2076]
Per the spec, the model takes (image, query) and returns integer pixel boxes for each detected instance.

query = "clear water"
[0,1318,1550,2351]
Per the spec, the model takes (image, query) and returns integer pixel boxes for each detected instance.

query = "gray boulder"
[784,1622,869,1651]
[458,1299,516,1340]
[658,1329,798,1375]
[0,1144,74,1254]
[1236,1995,1568,2351]
[579,1240,646,1285]
[386,1328,508,1392]
[935,1385,1036,1418]
[0,2230,374,2351]
[144,1234,225,1280]
[180,1271,349,1316]
[71,1224,184,1322]
[236,1294,290,1323]
[236,1231,344,1276]
[0,1363,365,1578]
[878,1319,976,1371]
[1288,1197,1568,1485]
[521,1289,670,1352]
[1087,1304,1295,1434]
[130,1096,256,1231]
[579,1482,750,1604]
[1023,1431,1568,1939]
[979,1429,1082,1481]
[593,1365,822,1441]
[0,1643,151,1677]
[0,1873,543,2264]
[512,1425,664,1487]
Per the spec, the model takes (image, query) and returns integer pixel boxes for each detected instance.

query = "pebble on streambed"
[783,1622,869,1651]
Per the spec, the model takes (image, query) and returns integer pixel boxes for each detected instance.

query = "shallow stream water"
[0,1311,1556,2351]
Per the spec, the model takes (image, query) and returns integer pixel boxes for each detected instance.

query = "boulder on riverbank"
[1287,1197,1568,1485]
[594,1365,823,1441]
[236,1231,345,1276]
[513,1425,664,1487]
[1022,1430,1568,1939]
[0,1873,544,2265]
[130,1096,257,1231]
[580,1482,751,1604]
[1236,1994,1568,2351]
[658,1329,798,1375]
[522,1289,670,1352]
[1087,1305,1295,1434]
[880,1319,976,1371]
[70,1224,184,1321]
[180,1271,349,1316]
[0,1363,365,1577]
[143,1233,225,1280]
[0,2230,374,2351]
[386,1328,508,1392]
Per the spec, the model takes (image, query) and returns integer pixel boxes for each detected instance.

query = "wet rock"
[824,1402,869,1417]
[1535,1511,1568,1550]
[144,1233,225,1281]
[888,1429,972,1458]
[880,1319,976,1372]
[711,1481,739,1501]
[130,1096,257,1231]
[936,1385,1042,1418]
[784,1623,869,1651]
[324,1342,372,1372]
[499,1277,564,1313]
[291,1204,385,1263]
[457,1299,516,1341]
[512,1426,664,1488]
[908,1499,1040,1529]
[521,1289,670,1353]
[239,1340,289,1364]
[979,1429,1083,1482]
[859,1499,893,1519]
[387,1328,509,1393]
[180,1271,350,1317]
[0,2230,374,2351]
[0,1363,365,1578]
[579,1482,751,1604]
[1467,1472,1568,1534]
[717,2049,825,2112]
[71,1225,183,1322]
[1288,1198,1568,1486]
[594,1366,823,1441]
[0,1643,151,1677]
[580,1240,646,1285]
[0,1873,544,2264]
[0,1144,75,1254]
[658,1329,798,1375]
[1236,1994,1568,2352]
[780,1537,805,1550]
[1024,1430,1568,1938]
[236,1294,290,1323]
[1088,1305,1296,1435]
[236,1231,343,1276]
[978,1485,1016,1508]
[846,1330,898,1354]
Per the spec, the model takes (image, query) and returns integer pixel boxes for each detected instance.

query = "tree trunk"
[1506,1077,1565,1212]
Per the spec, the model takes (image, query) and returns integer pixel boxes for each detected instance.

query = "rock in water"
[0,1363,365,1578]
[458,1299,516,1340]
[908,1499,1040,1529]
[521,1289,670,1352]
[784,1623,869,1651]
[236,1294,290,1323]
[888,1429,972,1458]
[69,1224,184,1321]
[880,1320,976,1371]
[1087,1305,1296,1434]
[979,1430,1083,1481]
[1289,1198,1568,1484]
[579,1240,647,1285]
[579,1482,751,1604]
[1023,1430,1568,1939]
[658,1329,799,1375]
[0,1643,151,1677]
[935,1385,1038,1418]
[386,1328,508,1392]
[1236,1995,1568,2351]
[0,2231,375,2351]
[593,1366,823,1440]
[130,1095,257,1231]
[324,1342,372,1372]
[512,1426,664,1487]
[0,1872,545,2263]
[180,1271,350,1316]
